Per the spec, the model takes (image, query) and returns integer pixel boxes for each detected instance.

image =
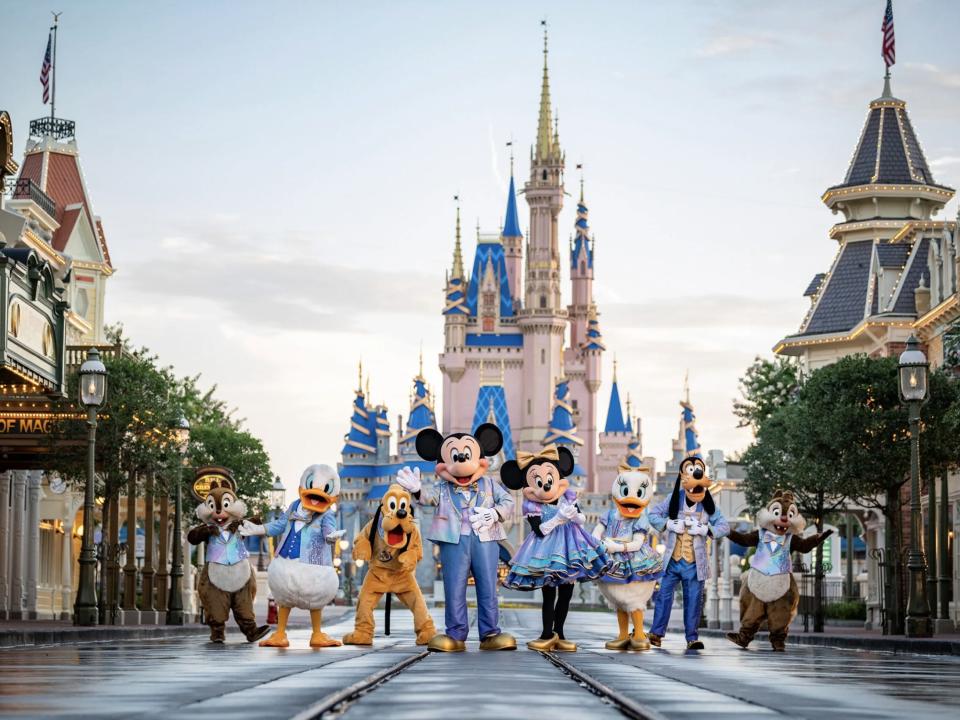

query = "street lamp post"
[899,335,932,638]
[166,415,190,625]
[73,348,107,626]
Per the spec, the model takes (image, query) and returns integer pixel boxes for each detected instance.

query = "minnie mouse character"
[397,423,516,652]
[500,444,608,652]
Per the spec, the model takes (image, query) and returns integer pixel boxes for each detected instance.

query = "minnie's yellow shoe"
[526,633,558,651]
[554,638,577,652]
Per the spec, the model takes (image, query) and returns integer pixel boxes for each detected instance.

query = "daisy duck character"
[648,455,729,650]
[396,423,516,652]
[241,464,345,648]
[500,444,608,652]
[592,461,663,651]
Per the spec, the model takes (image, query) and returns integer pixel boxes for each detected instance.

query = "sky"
[3,1,960,496]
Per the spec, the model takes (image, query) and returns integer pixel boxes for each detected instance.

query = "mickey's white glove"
[470,507,497,529]
[239,520,266,537]
[602,538,624,553]
[665,518,685,534]
[689,520,710,537]
[325,529,347,544]
[397,466,421,494]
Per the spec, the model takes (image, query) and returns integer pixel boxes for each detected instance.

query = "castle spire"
[452,203,464,279]
[502,172,522,238]
[535,22,554,163]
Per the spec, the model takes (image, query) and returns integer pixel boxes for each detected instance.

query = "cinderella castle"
[336,30,701,583]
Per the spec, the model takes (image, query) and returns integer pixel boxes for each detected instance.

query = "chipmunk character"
[397,423,516,652]
[648,455,729,650]
[592,463,663,651]
[342,484,436,646]
[241,464,345,648]
[501,445,608,652]
[726,491,833,652]
[187,478,270,644]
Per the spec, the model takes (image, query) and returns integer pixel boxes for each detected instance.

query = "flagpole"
[51,12,61,121]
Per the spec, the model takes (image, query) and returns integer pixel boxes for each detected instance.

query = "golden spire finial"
[366,375,371,399]
[358,359,363,393]
[683,370,690,405]
[451,197,464,279]
[626,393,632,418]
[418,342,424,378]
[536,19,554,163]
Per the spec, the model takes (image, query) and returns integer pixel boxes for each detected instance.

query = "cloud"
[931,155,960,169]
[601,295,800,330]
[697,32,779,59]
[905,62,960,89]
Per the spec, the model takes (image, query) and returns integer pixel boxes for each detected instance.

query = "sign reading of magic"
[0,416,54,434]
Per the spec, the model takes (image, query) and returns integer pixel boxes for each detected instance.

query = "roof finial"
[881,67,893,99]
[576,162,584,203]
[535,19,554,163]
[418,341,424,377]
[683,370,690,404]
[613,354,618,382]
[366,375,371,399]
[452,196,464,278]
[507,137,514,176]
[358,359,363,393]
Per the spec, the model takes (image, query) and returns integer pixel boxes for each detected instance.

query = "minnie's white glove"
[539,514,565,535]
[665,518,685,534]
[397,466,421,494]
[239,520,266,537]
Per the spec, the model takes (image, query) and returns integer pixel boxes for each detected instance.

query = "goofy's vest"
[749,531,793,576]
[205,531,249,566]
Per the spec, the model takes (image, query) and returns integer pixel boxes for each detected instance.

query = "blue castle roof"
[502,174,522,238]
[444,275,469,316]
[543,379,584,446]
[472,384,515,460]
[375,405,390,437]
[342,390,377,455]
[466,242,514,318]
[571,200,594,270]
[604,379,628,433]
[681,399,702,459]
[400,376,437,444]
[582,313,605,351]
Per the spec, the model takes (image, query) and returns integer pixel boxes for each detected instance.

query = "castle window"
[527,399,532,415]
[540,295,546,309]
[542,169,547,181]
[540,349,545,364]
[580,261,585,274]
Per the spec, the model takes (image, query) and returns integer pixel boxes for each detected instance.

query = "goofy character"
[397,423,516,652]
[648,456,729,649]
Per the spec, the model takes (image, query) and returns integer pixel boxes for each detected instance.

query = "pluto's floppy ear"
[474,423,503,457]
[415,429,445,461]
[555,447,575,477]
[499,460,525,490]
[668,476,682,520]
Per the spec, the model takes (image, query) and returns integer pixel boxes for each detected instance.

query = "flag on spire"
[881,0,895,68]
[40,31,53,104]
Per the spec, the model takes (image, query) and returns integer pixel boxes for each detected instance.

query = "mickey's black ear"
[499,460,525,490]
[473,423,503,457]
[555,447,575,477]
[415,429,445,462]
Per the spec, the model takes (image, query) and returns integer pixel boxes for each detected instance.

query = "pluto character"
[592,462,663,650]
[187,477,270,644]
[241,464,345,648]
[648,455,729,649]
[342,484,436,645]
[726,490,833,651]
[397,423,516,652]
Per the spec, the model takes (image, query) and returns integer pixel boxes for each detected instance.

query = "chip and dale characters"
[342,483,437,646]
[187,472,271,644]
[500,445,608,652]
[241,464,346,648]
[592,462,663,651]
[726,490,833,651]
[648,455,729,649]
[397,423,517,652]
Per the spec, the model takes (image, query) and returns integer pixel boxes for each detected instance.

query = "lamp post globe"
[166,414,190,625]
[74,348,107,626]
[270,475,286,515]
[899,335,932,638]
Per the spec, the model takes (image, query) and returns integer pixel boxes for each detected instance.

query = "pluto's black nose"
[396,508,408,519]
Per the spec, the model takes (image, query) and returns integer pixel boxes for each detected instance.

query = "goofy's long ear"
[555,447,576,477]
[668,476,682,520]
[499,460,525,490]
[368,505,382,549]
[415,429,444,461]
[474,423,503,457]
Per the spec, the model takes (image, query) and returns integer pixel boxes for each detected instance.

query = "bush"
[824,600,866,621]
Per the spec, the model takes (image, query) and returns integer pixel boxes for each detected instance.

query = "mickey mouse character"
[648,455,729,649]
[500,444,607,652]
[397,423,516,652]
[726,490,832,651]
[187,478,270,644]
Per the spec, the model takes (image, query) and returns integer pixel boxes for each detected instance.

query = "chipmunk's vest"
[746,531,793,602]
[205,531,252,593]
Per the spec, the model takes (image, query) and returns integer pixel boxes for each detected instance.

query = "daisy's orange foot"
[309,632,342,648]
[259,631,289,648]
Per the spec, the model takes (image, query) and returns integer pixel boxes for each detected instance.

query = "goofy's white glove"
[689,519,710,537]
[665,518,685,534]
[396,466,422,494]
[239,520,266,537]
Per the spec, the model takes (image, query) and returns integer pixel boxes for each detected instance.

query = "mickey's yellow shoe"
[479,632,517,651]
[427,633,466,653]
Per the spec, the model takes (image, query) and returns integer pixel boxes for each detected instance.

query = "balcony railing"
[11,178,56,219]
[29,117,76,140]
[65,343,126,374]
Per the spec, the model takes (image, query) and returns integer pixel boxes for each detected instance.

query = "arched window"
[542,169,547,181]
[540,295,547,309]
[540,349,546,364]
[579,261,585,274]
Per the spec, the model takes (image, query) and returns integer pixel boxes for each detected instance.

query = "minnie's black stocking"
[553,583,575,639]
[540,586,557,639]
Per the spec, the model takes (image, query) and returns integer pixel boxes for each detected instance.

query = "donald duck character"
[397,423,516,652]
[592,461,663,651]
[648,455,729,649]
[241,464,345,648]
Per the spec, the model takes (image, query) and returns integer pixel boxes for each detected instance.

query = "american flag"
[40,31,52,104]
[882,0,896,68]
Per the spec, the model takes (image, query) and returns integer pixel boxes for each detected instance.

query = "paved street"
[2,607,959,720]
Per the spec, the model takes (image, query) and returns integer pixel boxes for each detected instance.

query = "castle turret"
[569,181,595,348]
[399,357,438,460]
[596,360,631,490]
[543,377,586,487]
[341,364,377,461]
[443,206,469,352]
[502,171,523,305]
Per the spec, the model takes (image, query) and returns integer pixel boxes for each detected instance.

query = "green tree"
[733,356,800,431]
